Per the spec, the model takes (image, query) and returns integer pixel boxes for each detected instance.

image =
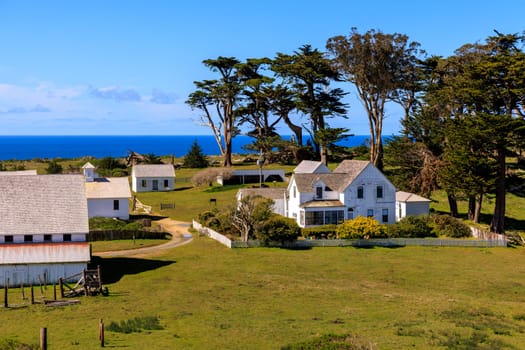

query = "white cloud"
[89,86,142,102]
[149,88,178,104]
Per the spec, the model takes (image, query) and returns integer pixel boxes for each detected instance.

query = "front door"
[152,180,159,191]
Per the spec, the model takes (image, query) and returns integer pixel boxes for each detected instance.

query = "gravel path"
[93,218,193,258]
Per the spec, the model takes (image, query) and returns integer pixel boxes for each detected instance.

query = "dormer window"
[316,186,322,199]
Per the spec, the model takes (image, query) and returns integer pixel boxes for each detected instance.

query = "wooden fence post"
[97,265,102,292]
[53,283,56,301]
[40,327,47,350]
[58,278,64,299]
[4,279,8,308]
[21,282,25,300]
[31,284,34,305]
[99,318,105,347]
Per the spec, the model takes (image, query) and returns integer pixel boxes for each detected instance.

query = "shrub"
[192,168,232,187]
[336,217,385,239]
[430,214,471,238]
[282,332,376,350]
[107,316,163,334]
[45,159,63,174]
[387,215,436,238]
[301,224,338,239]
[256,216,301,244]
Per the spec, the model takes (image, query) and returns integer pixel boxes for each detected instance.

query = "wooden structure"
[59,266,105,297]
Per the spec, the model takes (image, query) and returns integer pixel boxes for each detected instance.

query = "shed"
[131,164,176,192]
[395,191,431,221]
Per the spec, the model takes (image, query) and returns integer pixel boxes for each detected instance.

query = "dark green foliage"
[89,217,142,231]
[430,214,471,238]
[45,159,63,174]
[387,215,436,238]
[281,333,375,350]
[107,316,163,334]
[256,215,301,244]
[96,157,126,177]
[301,224,338,239]
[183,140,209,168]
[142,153,163,164]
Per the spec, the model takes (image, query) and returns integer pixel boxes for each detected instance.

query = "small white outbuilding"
[395,191,431,221]
[131,164,176,192]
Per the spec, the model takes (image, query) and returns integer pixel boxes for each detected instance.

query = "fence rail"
[193,220,508,249]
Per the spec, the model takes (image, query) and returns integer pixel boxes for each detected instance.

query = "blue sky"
[0,0,524,135]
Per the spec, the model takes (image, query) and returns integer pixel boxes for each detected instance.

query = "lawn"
[1,237,525,349]
[90,239,169,253]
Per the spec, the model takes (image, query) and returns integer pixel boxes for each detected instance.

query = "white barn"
[0,174,91,287]
[131,164,176,192]
[395,191,431,221]
[83,162,132,220]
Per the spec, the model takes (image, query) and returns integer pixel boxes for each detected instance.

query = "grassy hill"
[2,237,525,349]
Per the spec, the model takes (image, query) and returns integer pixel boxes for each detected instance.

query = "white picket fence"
[193,220,508,249]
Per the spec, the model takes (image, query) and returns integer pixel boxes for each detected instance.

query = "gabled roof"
[294,160,330,174]
[293,173,348,193]
[0,170,38,176]
[132,164,175,178]
[0,174,88,235]
[85,177,131,199]
[82,162,96,169]
[237,188,286,200]
[396,191,431,203]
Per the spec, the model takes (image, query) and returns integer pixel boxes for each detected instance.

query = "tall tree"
[236,58,282,156]
[187,57,242,167]
[327,28,423,170]
[272,45,347,165]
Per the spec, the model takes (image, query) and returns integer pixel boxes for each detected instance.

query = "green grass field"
[1,237,525,349]
[2,160,524,349]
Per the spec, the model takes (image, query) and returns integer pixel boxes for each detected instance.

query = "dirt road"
[94,218,193,258]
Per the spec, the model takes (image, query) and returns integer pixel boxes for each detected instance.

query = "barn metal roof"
[0,243,90,264]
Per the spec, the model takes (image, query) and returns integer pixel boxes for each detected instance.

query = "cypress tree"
[183,140,208,168]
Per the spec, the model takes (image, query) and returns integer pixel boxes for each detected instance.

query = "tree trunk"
[282,115,303,146]
[447,193,458,218]
[490,149,506,234]
[320,144,328,166]
[474,193,482,224]
[467,195,476,221]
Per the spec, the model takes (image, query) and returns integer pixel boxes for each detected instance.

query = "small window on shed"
[24,235,33,242]
[141,179,147,187]
[164,179,169,188]
[113,199,119,210]
[44,234,52,242]
[63,234,72,242]
[4,235,13,243]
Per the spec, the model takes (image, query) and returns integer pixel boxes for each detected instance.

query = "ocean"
[0,135,373,161]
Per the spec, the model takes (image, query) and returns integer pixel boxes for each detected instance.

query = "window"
[347,208,354,220]
[63,234,72,242]
[164,179,169,188]
[305,211,324,226]
[316,186,322,199]
[324,210,345,225]
[376,186,383,199]
[24,235,33,242]
[113,199,120,210]
[357,186,364,199]
[4,235,13,243]
[382,209,389,223]
[367,209,374,218]
[293,186,296,198]
[44,234,52,242]
[141,179,147,187]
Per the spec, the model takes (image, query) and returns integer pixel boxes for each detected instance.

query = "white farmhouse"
[83,163,131,220]
[131,164,176,192]
[0,174,91,287]
[396,191,431,221]
[287,160,396,228]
